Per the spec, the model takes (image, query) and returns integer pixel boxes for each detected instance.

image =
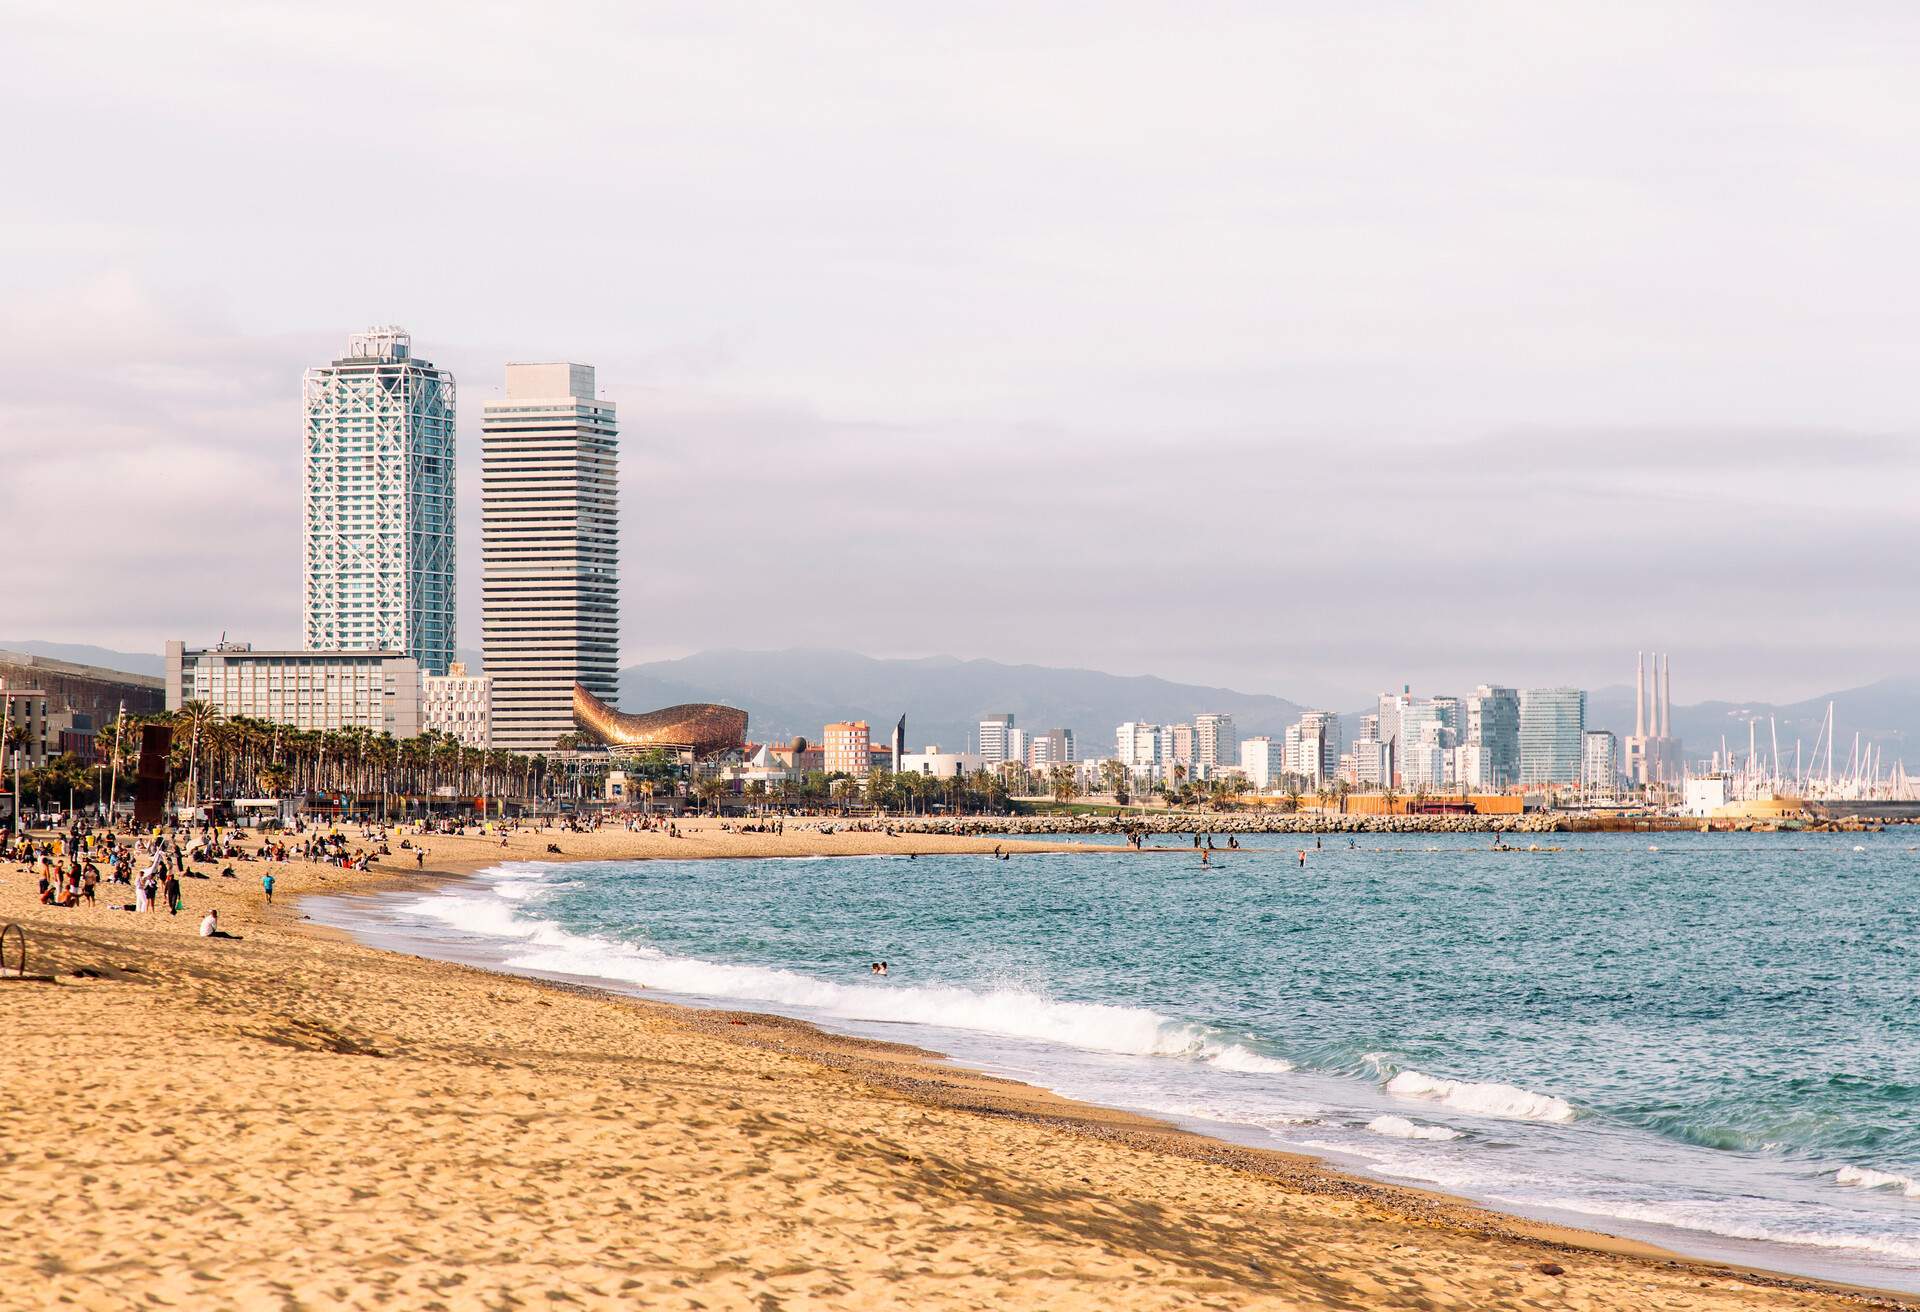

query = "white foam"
[1385,1070,1576,1123]
[406,876,1287,1068]
[1208,1044,1295,1074]
[1538,1196,1920,1263]
[1836,1166,1920,1199]
[1367,1114,1463,1141]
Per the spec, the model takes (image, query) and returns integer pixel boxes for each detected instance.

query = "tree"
[1048,764,1078,804]
[174,700,222,807]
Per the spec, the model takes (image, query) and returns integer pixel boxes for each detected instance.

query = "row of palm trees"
[86,704,608,809]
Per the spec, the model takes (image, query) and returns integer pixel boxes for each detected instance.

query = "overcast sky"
[4,1,1917,707]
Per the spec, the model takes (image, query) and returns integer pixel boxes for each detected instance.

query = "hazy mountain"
[0,641,164,678]
[618,649,1920,768]
[617,648,1309,754]
[6,639,1913,769]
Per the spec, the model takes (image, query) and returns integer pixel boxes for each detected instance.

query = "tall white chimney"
[1635,651,1646,739]
[1660,653,1672,739]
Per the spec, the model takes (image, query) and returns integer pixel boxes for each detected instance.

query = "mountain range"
[8,640,1914,767]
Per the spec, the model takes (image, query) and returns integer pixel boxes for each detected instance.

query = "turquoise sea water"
[313,831,1920,1288]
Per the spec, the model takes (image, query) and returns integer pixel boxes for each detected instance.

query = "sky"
[3,0,1918,708]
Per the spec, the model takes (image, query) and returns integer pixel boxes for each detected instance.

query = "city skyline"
[7,5,1920,707]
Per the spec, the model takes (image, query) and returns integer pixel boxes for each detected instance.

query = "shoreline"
[5,820,1915,1309]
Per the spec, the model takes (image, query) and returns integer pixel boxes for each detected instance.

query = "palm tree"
[174,699,222,807]
[1048,764,1077,804]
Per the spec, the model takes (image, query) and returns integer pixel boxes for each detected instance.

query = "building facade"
[422,661,493,749]
[1347,736,1389,787]
[1194,713,1236,774]
[977,714,1015,765]
[1465,685,1520,788]
[0,649,164,730]
[0,688,51,769]
[166,641,422,738]
[1518,687,1587,786]
[1582,729,1620,801]
[1115,722,1162,775]
[481,362,619,751]
[1025,727,1076,769]
[823,721,872,776]
[1283,710,1342,785]
[899,747,986,778]
[1239,736,1282,791]
[303,327,456,675]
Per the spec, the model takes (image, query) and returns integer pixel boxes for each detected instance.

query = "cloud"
[4,3,1920,706]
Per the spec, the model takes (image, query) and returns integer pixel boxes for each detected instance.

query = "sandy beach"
[2,820,1911,1311]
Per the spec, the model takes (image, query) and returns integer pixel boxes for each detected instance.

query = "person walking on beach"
[165,871,182,916]
[262,872,275,904]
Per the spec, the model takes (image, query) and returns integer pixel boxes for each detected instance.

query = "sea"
[308,831,1920,1290]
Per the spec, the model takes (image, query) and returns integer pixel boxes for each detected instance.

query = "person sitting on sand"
[200,909,218,937]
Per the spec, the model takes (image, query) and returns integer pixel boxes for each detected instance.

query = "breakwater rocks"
[836,813,1565,837]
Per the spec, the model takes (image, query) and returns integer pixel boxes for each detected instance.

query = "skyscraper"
[1465,685,1520,788]
[481,363,620,751]
[1518,687,1587,786]
[303,327,456,674]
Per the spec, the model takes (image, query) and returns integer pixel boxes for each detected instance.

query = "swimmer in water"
[1298,850,1307,867]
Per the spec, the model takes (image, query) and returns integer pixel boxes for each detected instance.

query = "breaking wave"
[402,872,1292,1073]
[1384,1070,1577,1123]
[1367,1114,1463,1141]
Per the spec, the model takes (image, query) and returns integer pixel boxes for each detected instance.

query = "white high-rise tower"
[303,327,456,675]
[481,362,620,751]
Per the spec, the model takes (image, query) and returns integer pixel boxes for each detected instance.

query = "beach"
[2,822,1911,1311]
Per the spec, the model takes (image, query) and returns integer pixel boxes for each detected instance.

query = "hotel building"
[165,641,422,738]
[302,327,456,676]
[481,362,620,751]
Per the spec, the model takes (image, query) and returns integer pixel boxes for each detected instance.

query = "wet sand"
[1,821,1911,1310]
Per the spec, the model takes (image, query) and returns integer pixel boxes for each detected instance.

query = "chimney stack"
[1661,653,1672,739]
[1635,651,1646,739]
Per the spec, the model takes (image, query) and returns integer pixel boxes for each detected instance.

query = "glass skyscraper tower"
[302,327,456,676]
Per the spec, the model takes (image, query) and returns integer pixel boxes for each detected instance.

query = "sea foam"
[406,876,1290,1072]
[1367,1114,1463,1141]
[1836,1166,1920,1199]
[1385,1070,1576,1123]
